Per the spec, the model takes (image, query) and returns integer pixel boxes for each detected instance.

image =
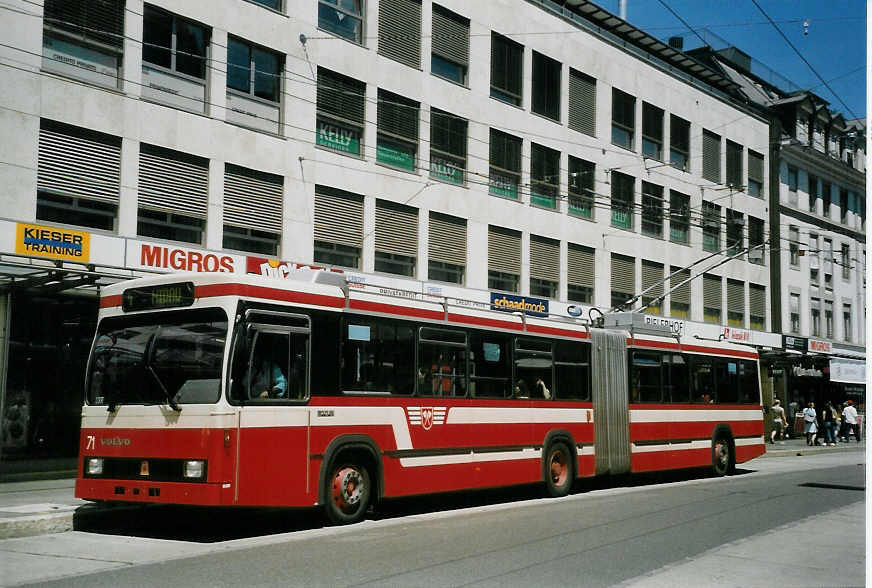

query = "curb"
[0,511,76,540]
[763,443,864,458]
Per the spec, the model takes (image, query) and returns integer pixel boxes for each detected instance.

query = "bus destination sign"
[122,282,196,312]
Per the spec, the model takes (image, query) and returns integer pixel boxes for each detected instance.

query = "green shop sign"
[531,192,556,209]
[377,141,415,171]
[430,157,463,185]
[489,173,519,200]
[317,121,360,155]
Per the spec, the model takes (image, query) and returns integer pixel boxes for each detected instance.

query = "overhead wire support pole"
[634,240,769,314]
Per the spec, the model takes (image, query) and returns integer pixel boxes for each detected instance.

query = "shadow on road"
[73,466,753,543]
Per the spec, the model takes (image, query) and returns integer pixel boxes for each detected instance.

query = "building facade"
[0,0,784,460]
[689,45,866,421]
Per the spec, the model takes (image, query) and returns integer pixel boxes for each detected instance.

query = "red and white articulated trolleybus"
[76,271,765,523]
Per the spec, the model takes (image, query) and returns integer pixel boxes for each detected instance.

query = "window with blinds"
[789,225,800,266]
[669,190,690,244]
[789,292,801,333]
[703,274,722,324]
[749,283,766,330]
[610,253,635,310]
[137,143,209,244]
[726,140,743,189]
[141,7,210,112]
[567,244,594,303]
[488,225,520,292]
[222,164,283,255]
[378,0,422,69]
[430,109,467,185]
[807,174,819,212]
[375,200,418,277]
[568,69,596,137]
[43,0,124,88]
[428,212,466,284]
[531,143,559,209]
[669,267,691,318]
[702,201,721,253]
[748,216,765,264]
[377,89,420,171]
[314,186,364,269]
[316,68,365,156]
[670,115,690,172]
[702,129,721,183]
[747,150,764,197]
[431,5,469,85]
[318,0,363,43]
[727,279,744,327]
[489,129,522,200]
[641,182,663,238]
[532,51,561,122]
[36,119,120,231]
[641,103,664,161]
[530,235,559,297]
[490,33,523,106]
[641,260,663,314]
[611,89,635,150]
[568,156,595,219]
[726,209,744,256]
[611,172,634,229]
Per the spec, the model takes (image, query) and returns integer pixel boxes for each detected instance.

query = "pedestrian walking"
[821,402,836,446]
[769,399,786,444]
[842,400,860,442]
[802,401,818,446]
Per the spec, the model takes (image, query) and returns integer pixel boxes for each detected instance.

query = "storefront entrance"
[1,292,97,460]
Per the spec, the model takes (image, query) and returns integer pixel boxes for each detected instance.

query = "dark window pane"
[227,38,251,93]
[176,21,207,78]
[253,48,280,102]
[142,8,172,68]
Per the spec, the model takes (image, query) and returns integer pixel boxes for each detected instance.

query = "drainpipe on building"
[768,114,783,333]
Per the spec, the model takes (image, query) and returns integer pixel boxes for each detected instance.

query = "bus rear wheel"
[544,441,574,497]
[712,433,734,477]
[325,462,371,525]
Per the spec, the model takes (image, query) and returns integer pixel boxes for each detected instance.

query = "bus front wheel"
[544,441,574,497]
[325,461,371,525]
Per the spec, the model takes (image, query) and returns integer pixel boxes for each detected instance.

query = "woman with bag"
[802,401,818,446]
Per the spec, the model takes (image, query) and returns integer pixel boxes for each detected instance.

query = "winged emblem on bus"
[407,407,447,430]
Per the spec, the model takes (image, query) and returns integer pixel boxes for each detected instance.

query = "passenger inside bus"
[251,358,287,399]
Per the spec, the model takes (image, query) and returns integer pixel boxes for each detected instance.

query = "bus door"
[591,329,630,475]
[231,311,311,505]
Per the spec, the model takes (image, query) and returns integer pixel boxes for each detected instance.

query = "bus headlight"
[87,458,104,476]
[184,460,205,479]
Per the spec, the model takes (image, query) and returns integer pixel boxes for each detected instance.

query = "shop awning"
[829,358,866,385]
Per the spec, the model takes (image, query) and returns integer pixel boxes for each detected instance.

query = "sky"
[596,0,866,121]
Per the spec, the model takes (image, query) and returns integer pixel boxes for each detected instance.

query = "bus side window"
[555,340,590,400]
[740,360,759,403]
[691,357,715,403]
[663,353,689,403]
[716,359,739,403]
[468,333,510,398]
[514,338,552,400]
[418,328,467,397]
[631,351,662,403]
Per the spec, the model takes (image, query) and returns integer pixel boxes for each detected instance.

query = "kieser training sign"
[16,223,91,262]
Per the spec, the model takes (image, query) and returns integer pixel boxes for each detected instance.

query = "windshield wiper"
[144,329,182,413]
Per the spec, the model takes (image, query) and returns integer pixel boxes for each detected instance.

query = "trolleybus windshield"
[87,308,228,408]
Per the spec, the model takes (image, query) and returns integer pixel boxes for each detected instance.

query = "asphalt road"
[5,451,866,587]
